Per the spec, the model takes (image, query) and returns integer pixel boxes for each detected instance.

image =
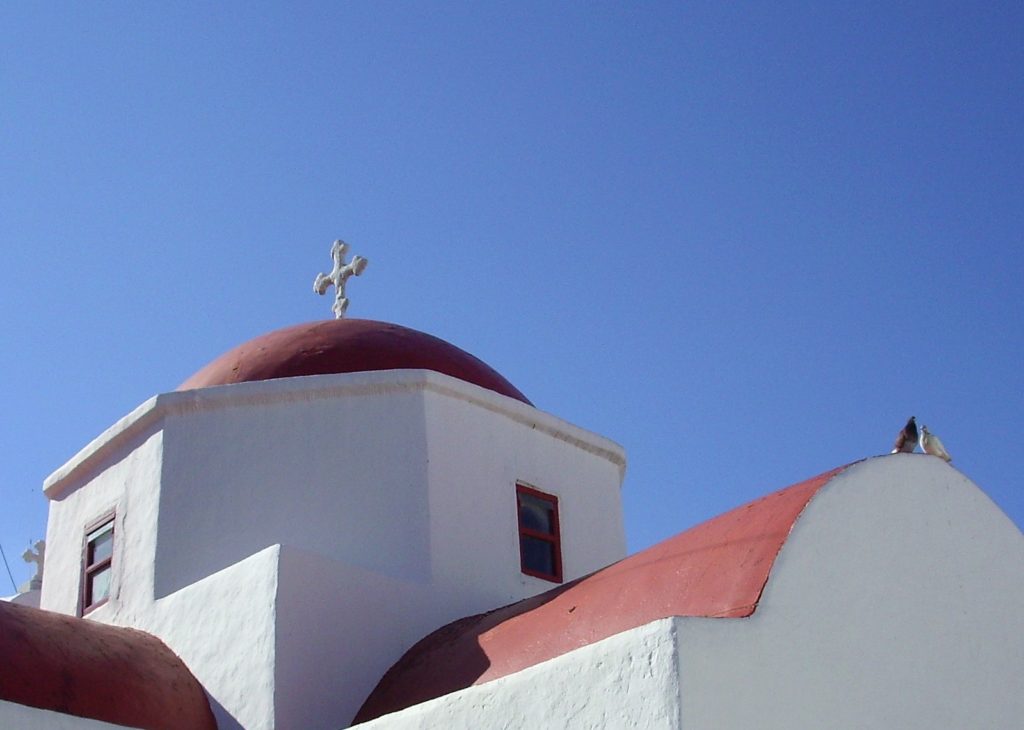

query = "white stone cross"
[314,239,369,319]
[22,539,45,590]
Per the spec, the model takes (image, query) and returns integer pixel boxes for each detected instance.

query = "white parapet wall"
[352,619,684,730]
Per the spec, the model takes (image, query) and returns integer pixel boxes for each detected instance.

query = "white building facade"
[38,352,626,730]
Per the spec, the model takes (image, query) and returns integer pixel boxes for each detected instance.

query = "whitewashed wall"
[39,369,626,730]
[155,383,432,598]
[3,589,41,607]
[146,546,280,730]
[0,700,141,730]
[677,455,1024,729]
[273,546,425,730]
[41,428,164,618]
[353,457,1024,730]
[352,619,683,730]
[421,378,626,624]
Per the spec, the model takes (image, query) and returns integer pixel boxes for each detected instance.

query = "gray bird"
[891,416,918,453]
[920,425,952,462]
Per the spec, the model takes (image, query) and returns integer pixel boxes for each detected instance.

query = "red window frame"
[81,513,115,615]
[516,484,563,583]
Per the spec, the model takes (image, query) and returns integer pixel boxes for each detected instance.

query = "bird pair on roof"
[892,416,952,462]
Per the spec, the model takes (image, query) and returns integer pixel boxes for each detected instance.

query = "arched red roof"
[354,465,849,723]
[0,601,216,730]
[177,319,531,405]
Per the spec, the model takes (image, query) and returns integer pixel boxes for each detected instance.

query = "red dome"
[177,319,531,405]
[0,601,217,730]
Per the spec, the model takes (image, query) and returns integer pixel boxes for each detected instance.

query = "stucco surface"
[155,385,432,597]
[352,619,683,730]
[146,546,281,730]
[0,700,142,730]
[4,588,41,607]
[422,387,627,613]
[41,430,164,617]
[38,368,626,730]
[676,455,1024,729]
[273,547,429,729]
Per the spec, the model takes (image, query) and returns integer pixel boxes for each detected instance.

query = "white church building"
[2,309,1023,729]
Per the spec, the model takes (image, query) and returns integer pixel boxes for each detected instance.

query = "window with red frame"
[516,484,562,583]
[82,515,114,614]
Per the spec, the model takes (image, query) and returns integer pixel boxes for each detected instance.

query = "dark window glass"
[516,484,562,583]
[521,535,557,577]
[83,518,114,614]
[518,493,554,533]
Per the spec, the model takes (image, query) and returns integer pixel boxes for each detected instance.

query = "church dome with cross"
[5,238,1022,730]
[177,318,532,405]
[178,240,531,404]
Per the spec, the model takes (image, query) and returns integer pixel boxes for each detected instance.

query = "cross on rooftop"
[313,239,369,319]
[22,540,45,590]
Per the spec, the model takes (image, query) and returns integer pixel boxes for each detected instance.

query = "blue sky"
[2,2,1021,590]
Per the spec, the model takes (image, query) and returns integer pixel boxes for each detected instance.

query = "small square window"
[517,484,562,583]
[82,515,114,614]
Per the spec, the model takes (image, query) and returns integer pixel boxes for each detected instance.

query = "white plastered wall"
[676,455,1024,729]
[154,382,432,597]
[41,427,164,618]
[421,381,626,627]
[352,456,1023,730]
[0,700,143,730]
[273,546,425,730]
[352,619,683,730]
[146,545,280,730]
[39,369,626,730]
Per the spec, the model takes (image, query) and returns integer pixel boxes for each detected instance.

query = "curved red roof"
[355,465,849,723]
[177,319,531,405]
[0,601,216,730]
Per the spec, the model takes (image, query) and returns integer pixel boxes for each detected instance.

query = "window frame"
[516,483,563,583]
[81,512,115,616]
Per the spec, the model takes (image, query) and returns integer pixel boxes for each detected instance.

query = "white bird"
[891,416,918,454]
[919,425,952,462]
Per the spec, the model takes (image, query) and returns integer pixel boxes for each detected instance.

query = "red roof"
[354,465,848,723]
[177,319,531,405]
[0,601,217,730]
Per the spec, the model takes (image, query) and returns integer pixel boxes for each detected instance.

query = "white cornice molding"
[44,370,626,499]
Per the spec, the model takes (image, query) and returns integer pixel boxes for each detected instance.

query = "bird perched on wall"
[920,425,952,462]
[891,416,918,453]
